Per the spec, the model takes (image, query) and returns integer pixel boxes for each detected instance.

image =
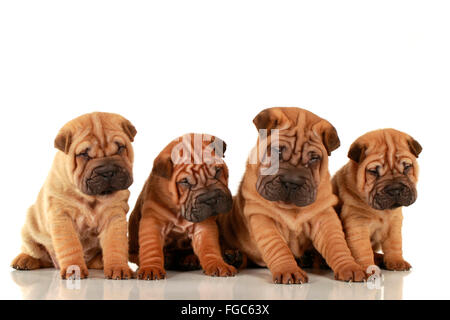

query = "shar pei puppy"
[332,129,422,272]
[11,112,137,280]
[128,133,237,280]
[217,107,365,284]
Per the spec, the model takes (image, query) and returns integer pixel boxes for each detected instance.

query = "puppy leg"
[249,214,308,284]
[309,209,366,282]
[137,216,166,280]
[341,207,377,273]
[100,214,133,280]
[12,253,45,270]
[12,216,54,270]
[381,214,411,271]
[192,219,237,277]
[12,239,53,270]
[49,213,88,279]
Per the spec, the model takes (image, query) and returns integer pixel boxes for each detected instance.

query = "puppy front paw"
[11,253,41,270]
[384,258,411,271]
[60,263,89,279]
[203,259,237,277]
[272,266,308,284]
[104,264,134,280]
[334,263,366,282]
[137,265,166,280]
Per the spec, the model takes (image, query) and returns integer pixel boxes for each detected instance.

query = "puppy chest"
[369,216,390,246]
[163,221,195,250]
[73,216,101,256]
[277,224,312,257]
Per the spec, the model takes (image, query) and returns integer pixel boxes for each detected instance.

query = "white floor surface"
[1,265,444,300]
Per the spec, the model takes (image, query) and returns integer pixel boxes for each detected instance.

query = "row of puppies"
[11,108,421,284]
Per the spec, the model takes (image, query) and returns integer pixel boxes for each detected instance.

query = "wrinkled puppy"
[218,107,365,284]
[11,112,137,279]
[332,129,422,272]
[128,133,236,280]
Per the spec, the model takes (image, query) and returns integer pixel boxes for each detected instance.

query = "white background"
[0,0,449,299]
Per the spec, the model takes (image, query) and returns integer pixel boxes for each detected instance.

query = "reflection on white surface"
[8,267,411,300]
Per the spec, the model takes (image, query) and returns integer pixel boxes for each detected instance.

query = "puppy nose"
[384,183,406,197]
[196,190,221,206]
[283,182,299,190]
[280,175,306,190]
[94,165,118,179]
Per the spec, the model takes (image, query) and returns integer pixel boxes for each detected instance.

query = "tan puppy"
[128,133,237,280]
[218,107,365,284]
[11,112,137,279]
[332,129,422,272]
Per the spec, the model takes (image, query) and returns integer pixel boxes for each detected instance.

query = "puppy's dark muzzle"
[280,173,316,207]
[257,169,317,207]
[280,174,307,192]
[84,163,133,196]
[372,182,416,210]
[186,189,232,223]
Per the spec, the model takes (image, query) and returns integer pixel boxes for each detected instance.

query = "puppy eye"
[271,147,280,155]
[116,143,126,154]
[215,167,223,179]
[403,162,413,174]
[76,148,91,160]
[177,178,192,187]
[367,166,380,177]
[271,146,285,159]
[309,153,321,163]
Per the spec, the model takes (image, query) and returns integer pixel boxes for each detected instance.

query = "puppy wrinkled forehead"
[89,113,107,147]
[363,130,414,167]
[74,114,129,148]
[171,133,226,165]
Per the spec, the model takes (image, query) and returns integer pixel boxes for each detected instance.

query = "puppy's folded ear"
[253,108,279,131]
[348,143,366,163]
[322,125,340,156]
[408,138,422,158]
[54,130,72,154]
[122,120,137,142]
[152,155,173,179]
[212,136,227,158]
[312,120,341,156]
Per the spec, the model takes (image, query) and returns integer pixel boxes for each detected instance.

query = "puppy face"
[153,134,232,223]
[54,112,136,196]
[252,107,340,207]
[348,129,422,210]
